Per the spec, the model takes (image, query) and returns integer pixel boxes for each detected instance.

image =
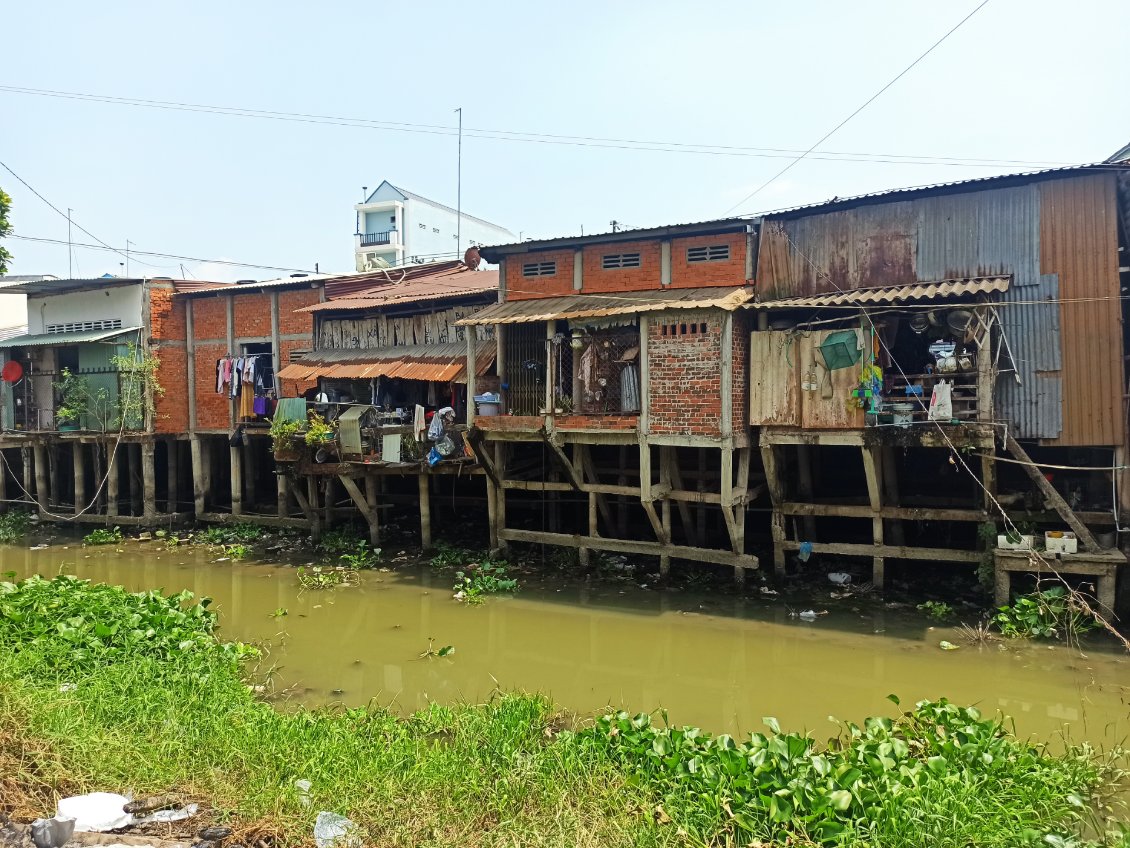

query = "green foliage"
[196,523,262,547]
[304,412,336,447]
[339,540,381,570]
[268,415,302,454]
[317,527,364,555]
[0,574,255,675]
[224,543,251,561]
[53,368,114,432]
[916,600,954,620]
[419,638,455,659]
[453,561,518,604]
[0,186,12,274]
[296,565,356,589]
[429,540,475,569]
[994,587,1099,640]
[110,343,163,430]
[0,510,32,544]
[580,695,1108,845]
[83,526,122,546]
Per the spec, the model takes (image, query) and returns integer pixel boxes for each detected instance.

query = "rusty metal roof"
[303,268,498,313]
[455,286,754,326]
[276,340,494,383]
[747,277,1010,309]
[479,220,751,262]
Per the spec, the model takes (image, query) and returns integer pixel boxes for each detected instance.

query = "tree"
[0,187,11,274]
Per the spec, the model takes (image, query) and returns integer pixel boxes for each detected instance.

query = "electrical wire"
[0,83,1084,170]
[725,0,993,213]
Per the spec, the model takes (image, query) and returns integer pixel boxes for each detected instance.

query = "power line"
[9,235,316,275]
[0,82,1076,170]
[725,0,992,213]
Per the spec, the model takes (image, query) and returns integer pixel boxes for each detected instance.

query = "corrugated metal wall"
[756,172,1123,444]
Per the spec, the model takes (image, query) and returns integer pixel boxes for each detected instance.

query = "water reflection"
[4,542,1128,746]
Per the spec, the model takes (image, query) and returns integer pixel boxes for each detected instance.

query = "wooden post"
[106,443,120,518]
[485,465,500,552]
[306,475,321,542]
[1004,434,1099,550]
[323,475,336,527]
[166,439,179,514]
[364,475,380,546]
[659,497,671,577]
[761,443,787,577]
[881,445,905,545]
[243,440,257,510]
[189,437,206,518]
[277,473,290,518]
[128,444,143,516]
[229,444,243,517]
[418,472,432,549]
[980,449,998,515]
[663,446,698,546]
[861,445,885,589]
[617,445,630,537]
[573,444,590,566]
[32,443,48,517]
[496,443,509,554]
[47,444,59,509]
[73,442,86,516]
[465,330,477,428]
[141,441,157,521]
[795,444,817,540]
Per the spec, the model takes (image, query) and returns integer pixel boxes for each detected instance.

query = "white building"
[353,181,513,271]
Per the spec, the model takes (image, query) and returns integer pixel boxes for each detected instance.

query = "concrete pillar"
[106,443,120,518]
[277,473,289,518]
[190,436,206,517]
[166,439,180,514]
[364,475,379,546]
[323,476,335,527]
[418,473,432,549]
[229,444,243,517]
[243,440,257,510]
[306,475,321,542]
[128,444,143,516]
[0,449,8,512]
[32,443,48,517]
[73,442,86,516]
[142,442,157,521]
[20,446,32,508]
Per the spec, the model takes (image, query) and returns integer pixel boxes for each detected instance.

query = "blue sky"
[2,0,1126,282]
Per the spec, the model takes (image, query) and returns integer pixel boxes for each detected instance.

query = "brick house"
[458,220,759,576]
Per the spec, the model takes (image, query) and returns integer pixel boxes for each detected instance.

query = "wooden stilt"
[1004,434,1099,549]
[189,437,206,518]
[340,475,379,547]
[73,442,86,515]
[141,442,157,521]
[496,443,509,553]
[760,444,786,577]
[32,443,48,517]
[0,449,8,512]
[277,472,289,518]
[306,475,321,542]
[166,439,179,514]
[323,475,335,527]
[128,444,143,516]
[861,445,885,589]
[796,444,817,540]
[663,446,698,546]
[696,448,708,541]
[881,445,905,545]
[229,444,243,517]
[617,445,629,537]
[418,473,432,549]
[47,445,59,509]
[364,475,380,546]
[20,446,32,508]
[573,444,590,566]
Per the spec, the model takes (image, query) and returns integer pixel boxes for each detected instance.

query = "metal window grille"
[552,328,641,414]
[522,261,557,277]
[686,244,730,263]
[601,252,641,270]
[46,319,123,334]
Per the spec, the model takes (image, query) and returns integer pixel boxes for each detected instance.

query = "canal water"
[5,540,1129,747]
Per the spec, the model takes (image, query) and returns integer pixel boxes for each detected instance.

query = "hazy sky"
[2,0,1127,282]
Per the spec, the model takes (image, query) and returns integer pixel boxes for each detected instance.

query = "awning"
[455,286,754,326]
[277,340,495,383]
[0,326,141,347]
[746,277,1010,310]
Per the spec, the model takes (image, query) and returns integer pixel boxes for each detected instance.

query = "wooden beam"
[499,527,759,570]
[290,478,316,523]
[760,444,787,576]
[467,428,502,488]
[1003,434,1099,550]
[641,500,669,544]
[861,445,885,589]
[662,446,698,546]
[338,474,378,529]
[779,539,980,563]
[578,443,614,529]
[779,502,987,521]
[539,429,585,491]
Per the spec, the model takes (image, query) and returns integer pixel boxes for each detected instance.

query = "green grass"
[0,575,1124,847]
[0,510,32,545]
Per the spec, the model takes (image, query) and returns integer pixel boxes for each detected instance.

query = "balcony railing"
[360,230,393,247]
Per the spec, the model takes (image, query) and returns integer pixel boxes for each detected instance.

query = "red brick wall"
[670,233,748,289]
[192,296,227,340]
[647,311,723,436]
[504,251,576,301]
[149,284,190,434]
[279,338,316,398]
[278,288,320,334]
[233,292,271,339]
[731,311,749,433]
[194,342,230,429]
[581,239,662,293]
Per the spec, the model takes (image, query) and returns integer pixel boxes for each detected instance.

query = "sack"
[928,379,953,421]
[427,447,442,466]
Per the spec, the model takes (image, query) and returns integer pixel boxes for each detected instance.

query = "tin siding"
[1039,174,1124,446]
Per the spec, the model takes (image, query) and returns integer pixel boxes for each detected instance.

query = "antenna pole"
[126,239,132,278]
[455,106,462,259]
[67,208,73,278]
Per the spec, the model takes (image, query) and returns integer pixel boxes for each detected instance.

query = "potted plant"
[304,412,337,447]
[54,368,89,432]
[269,416,303,461]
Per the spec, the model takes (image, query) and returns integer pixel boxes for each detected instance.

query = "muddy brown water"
[5,541,1130,748]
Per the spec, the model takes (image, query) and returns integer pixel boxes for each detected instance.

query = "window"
[602,252,641,269]
[522,261,557,277]
[687,244,730,263]
[46,319,123,334]
[659,322,708,337]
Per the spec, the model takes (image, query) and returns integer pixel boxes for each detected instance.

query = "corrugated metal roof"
[174,275,329,296]
[756,163,1129,221]
[456,286,754,326]
[277,340,494,383]
[305,268,498,313]
[0,277,145,295]
[0,325,29,342]
[0,326,141,347]
[748,276,1010,309]
[480,219,751,262]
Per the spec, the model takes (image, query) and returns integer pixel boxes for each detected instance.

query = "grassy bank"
[0,575,1125,847]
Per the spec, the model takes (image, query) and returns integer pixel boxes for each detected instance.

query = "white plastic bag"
[928,379,952,421]
[57,793,132,832]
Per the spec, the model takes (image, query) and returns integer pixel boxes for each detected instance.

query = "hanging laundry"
[253,396,269,417]
[239,384,255,419]
[217,358,232,394]
[231,357,244,399]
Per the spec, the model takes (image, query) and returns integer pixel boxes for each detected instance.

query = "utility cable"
[726,0,992,213]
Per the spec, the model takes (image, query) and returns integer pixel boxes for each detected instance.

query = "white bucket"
[890,402,914,428]
[477,401,501,417]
